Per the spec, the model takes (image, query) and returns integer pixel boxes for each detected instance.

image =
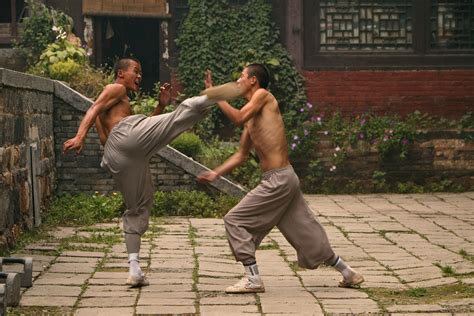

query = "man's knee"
[223,212,237,227]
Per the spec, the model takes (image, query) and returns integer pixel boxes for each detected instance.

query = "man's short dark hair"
[246,63,270,89]
[113,57,141,79]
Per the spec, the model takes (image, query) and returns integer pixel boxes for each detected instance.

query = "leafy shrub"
[14,0,73,65]
[197,139,261,189]
[45,193,124,226]
[302,159,324,192]
[29,37,87,79]
[68,65,113,99]
[153,191,239,218]
[171,132,204,158]
[130,82,162,115]
[214,194,240,216]
[197,139,235,169]
[47,59,81,81]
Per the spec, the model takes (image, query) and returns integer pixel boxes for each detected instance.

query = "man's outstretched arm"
[63,84,126,154]
[197,128,252,183]
[217,88,268,126]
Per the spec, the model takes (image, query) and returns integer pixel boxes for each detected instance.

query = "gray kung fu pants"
[224,165,335,269]
[100,96,212,254]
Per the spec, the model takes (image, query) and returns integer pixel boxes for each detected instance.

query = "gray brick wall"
[0,74,55,249]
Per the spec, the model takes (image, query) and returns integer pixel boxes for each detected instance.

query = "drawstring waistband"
[262,165,293,180]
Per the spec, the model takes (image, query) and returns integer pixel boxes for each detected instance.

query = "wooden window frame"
[303,0,474,70]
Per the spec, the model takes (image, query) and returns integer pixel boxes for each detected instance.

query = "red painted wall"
[304,70,474,118]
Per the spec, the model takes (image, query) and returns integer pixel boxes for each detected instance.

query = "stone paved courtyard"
[6,193,474,315]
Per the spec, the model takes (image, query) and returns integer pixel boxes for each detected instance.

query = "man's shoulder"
[104,83,126,92]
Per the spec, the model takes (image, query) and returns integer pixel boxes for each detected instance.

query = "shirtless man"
[198,64,364,293]
[63,57,239,287]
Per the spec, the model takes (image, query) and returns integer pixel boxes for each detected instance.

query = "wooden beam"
[11,0,17,36]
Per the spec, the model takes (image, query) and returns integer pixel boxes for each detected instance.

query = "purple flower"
[291,143,297,150]
[300,108,305,112]
[293,135,299,140]
[360,119,366,126]
[359,133,364,139]
[402,138,409,145]
[306,102,313,109]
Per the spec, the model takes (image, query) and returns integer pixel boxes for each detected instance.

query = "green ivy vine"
[176,0,308,154]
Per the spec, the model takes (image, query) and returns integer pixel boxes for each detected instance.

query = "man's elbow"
[233,119,244,127]
[232,116,248,127]
[236,152,249,164]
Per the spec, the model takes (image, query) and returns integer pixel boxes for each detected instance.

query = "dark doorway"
[98,17,160,92]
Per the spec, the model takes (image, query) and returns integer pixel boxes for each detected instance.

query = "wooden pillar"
[286,0,303,70]
[10,0,17,36]
[92,17,103,66]
[272,0,304,71]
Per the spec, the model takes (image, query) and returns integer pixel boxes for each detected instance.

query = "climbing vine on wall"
[176,0,309,155]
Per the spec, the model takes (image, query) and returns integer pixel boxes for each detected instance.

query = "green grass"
[60,234,121,246]
[459,249,474,262]
[407,287,428,297]
[364,283,473,307]
[434,263,456,276]
[258,241,279,250]
[0,226,55,256]
[8,306,73,315]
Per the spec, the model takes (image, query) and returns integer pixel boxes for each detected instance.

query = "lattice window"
[319,0,413,51]
[430,0,474,49]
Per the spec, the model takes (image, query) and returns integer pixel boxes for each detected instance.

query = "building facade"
[1,0,473,117]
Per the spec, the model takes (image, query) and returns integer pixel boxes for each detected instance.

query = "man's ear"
[117,69,124,79]
[250,76,257,86]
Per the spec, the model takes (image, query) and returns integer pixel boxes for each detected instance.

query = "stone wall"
[294,130,474,191]
[0,70,55,248]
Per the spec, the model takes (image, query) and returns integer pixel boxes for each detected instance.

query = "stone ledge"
[54,81,92,112]
[157,146,246,198]
[0,68,53,92]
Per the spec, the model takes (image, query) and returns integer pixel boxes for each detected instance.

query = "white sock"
[128,253,142,277]
[244,263,260,279]
[331,256,355,279]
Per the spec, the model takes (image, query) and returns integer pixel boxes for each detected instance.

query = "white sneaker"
[225,275,265,293]
[126,274,150,288]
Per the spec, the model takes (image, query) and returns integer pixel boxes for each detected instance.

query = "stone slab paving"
[7,193,474,315]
